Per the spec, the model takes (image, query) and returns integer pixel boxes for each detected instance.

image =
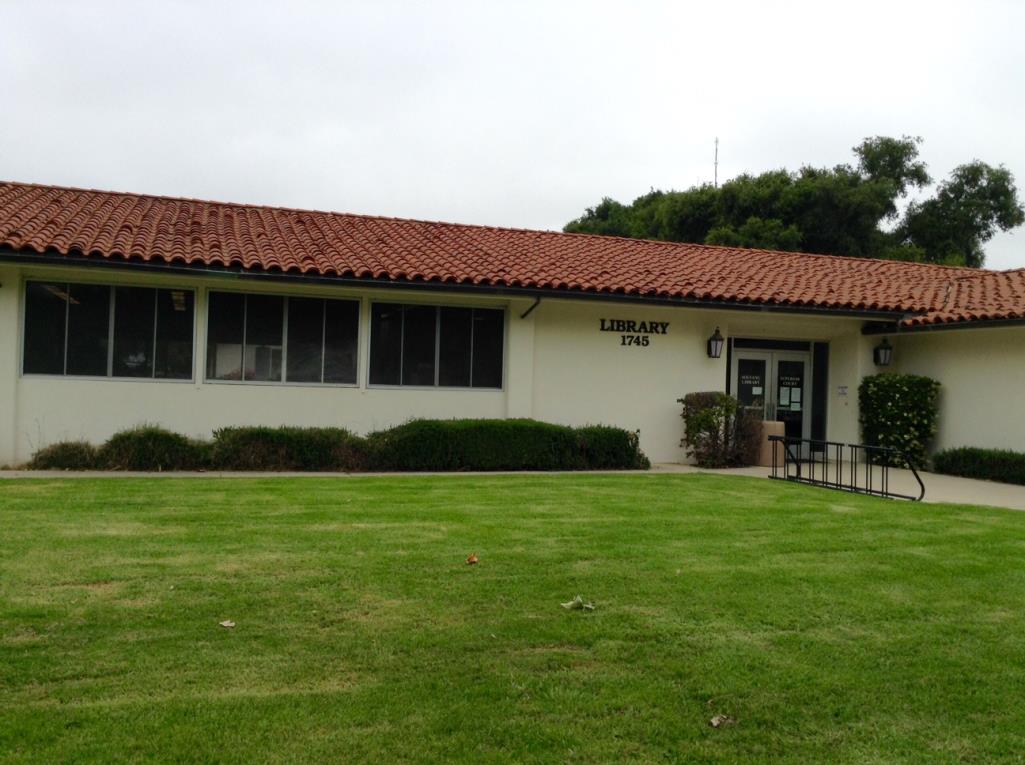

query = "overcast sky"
[3,1,1024,268]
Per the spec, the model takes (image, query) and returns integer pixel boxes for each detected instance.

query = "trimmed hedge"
[859,373,940,468]
[367,419,581,471]
[28,419,649,472]
[211,427,369,471]
[576,425,650,470]
[29,441,98,470]
[366,419,648,471]
[97,426,209,471]
[933,447,1025,486]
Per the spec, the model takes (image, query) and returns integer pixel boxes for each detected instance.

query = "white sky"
[3,0,1024,268]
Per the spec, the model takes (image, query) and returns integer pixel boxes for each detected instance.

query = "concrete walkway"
[2,463,1024,511]
[653,463,1025,512]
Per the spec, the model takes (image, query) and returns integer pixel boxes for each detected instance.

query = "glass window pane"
[112,287,155,378]
[402,305,437,386]
[736,358,767,418]
[776,359,807,440]
[369,303,402,385]
[155,289,194,379]
[438,307,472,387]
[471,309,504,388]
[323,300,359,384]
[66,283,110,376]
[244,294,284,381]
[23,282,68,374]
[206,292,245,380]
[286,297,324,383]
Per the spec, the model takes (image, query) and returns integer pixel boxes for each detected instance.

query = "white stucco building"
[1,181,1023,466]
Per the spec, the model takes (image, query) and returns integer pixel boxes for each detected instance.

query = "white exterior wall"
[824,330,876,444]
[0,261,886,466]
[529,300,725,462]
[0,265,19,463]
[894,326,1025,453]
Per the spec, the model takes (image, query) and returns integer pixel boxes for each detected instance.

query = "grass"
[3,474,1025,763]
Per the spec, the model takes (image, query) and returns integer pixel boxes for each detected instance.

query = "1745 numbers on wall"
[599,318,669,348]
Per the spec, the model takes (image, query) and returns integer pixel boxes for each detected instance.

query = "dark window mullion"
[434,306,440,387]
[241,295,249,381]
[281,296,289,383]
[63,283,70,375]
[399,306,405,384]
[469,308,476,387]
[150,289,158,378]
[106,286,115,377]
[320,299,327,384]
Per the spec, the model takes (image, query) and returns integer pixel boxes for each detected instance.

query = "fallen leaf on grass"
[560,595,595,611]
[466,553,479,565]
[219,620,236,629]
[709,714,735,728]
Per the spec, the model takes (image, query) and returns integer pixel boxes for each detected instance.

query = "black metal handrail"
[768,435,925,501]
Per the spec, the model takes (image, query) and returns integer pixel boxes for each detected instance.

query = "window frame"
[202,289,361,388]
[366,300,506,391]
[19,277,198,383]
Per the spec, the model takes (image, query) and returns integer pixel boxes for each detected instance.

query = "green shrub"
[859,373,940,468]
[679,392,760,468]
[29,441,98,470]
[26,420,650,473]
[366,419,647,471]
[211,426,369,471]
[367,419,580,471]
[576,425,650,470]
[98,426,208,471]
[933,447,1025,486]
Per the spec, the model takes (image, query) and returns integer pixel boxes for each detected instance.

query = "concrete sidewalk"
[657,463,1025,512]
[2,463,1024,511]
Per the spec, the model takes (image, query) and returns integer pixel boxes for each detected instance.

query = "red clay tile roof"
[903,268,1025,326]
[0,181,1021,327]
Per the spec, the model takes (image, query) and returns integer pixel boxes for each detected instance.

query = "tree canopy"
[563,137,1024,267]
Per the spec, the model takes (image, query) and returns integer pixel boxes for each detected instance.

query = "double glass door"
[731,350,811,443]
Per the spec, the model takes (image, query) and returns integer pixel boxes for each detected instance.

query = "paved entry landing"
[653,463,1025,512]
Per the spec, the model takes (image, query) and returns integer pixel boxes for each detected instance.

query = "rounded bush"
[211,427,369,471]
[576,425,650,469]
[367,419,579,471]
[29,441,98,470]
[98,426,208,471]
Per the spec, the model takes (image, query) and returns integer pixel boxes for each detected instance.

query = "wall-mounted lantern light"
[873,337,893,367]
[707,327,725,359]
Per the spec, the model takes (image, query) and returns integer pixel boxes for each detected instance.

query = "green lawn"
[3,474,1025,763]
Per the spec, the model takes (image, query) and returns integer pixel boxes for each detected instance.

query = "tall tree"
[854,135,931,212]
[900,162,1025,268]
[563,137,1023,267]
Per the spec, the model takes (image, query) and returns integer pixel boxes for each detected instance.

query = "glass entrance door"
[731,350,812,444]
[772,354,808,441]
[735,352,770,420]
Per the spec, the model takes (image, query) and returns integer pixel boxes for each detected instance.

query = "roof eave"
[863,316,1025,334]
[0,247,909,322]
